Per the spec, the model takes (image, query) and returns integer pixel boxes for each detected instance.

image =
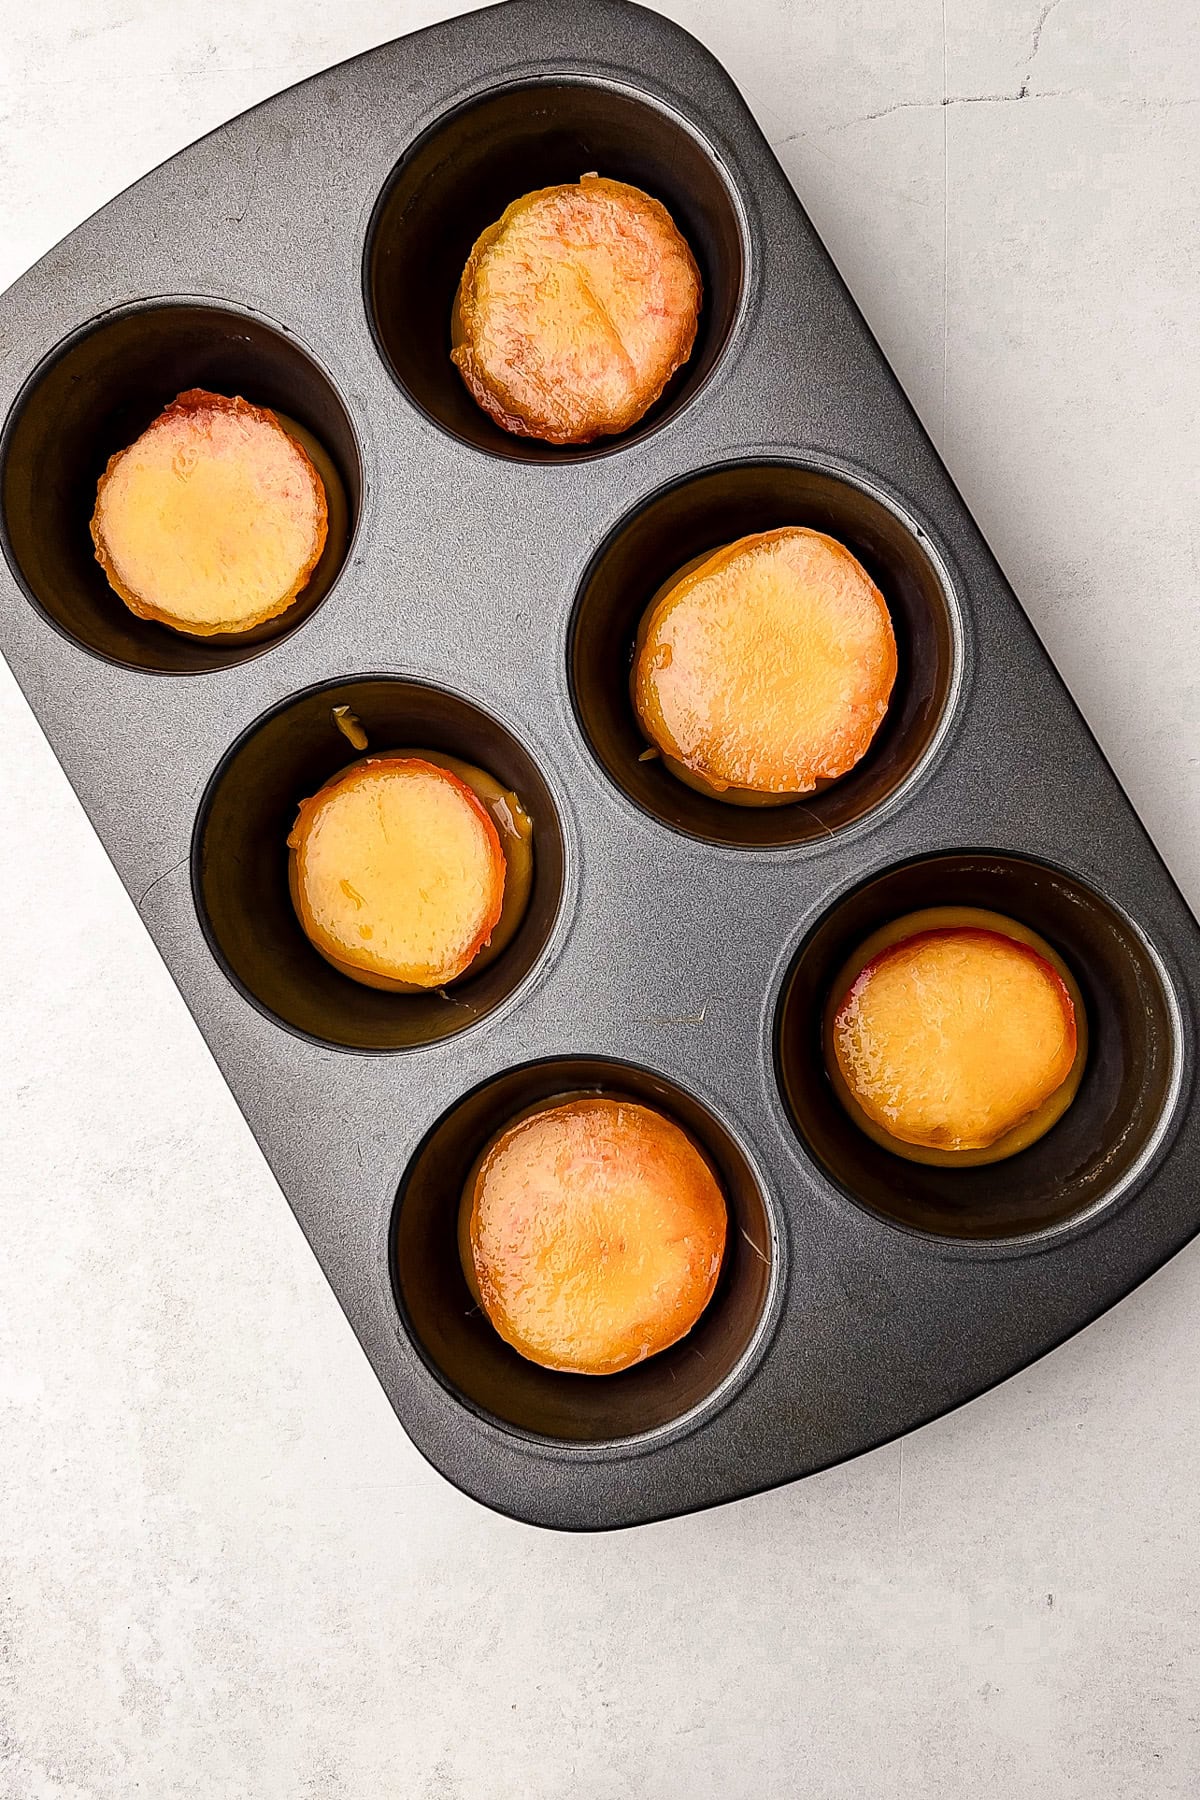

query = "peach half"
[460,1095,728,1375]
[288,751,533,992]
[632,528,898,803]
[91,390,328,638]
[826,908,1087,1166]
[451,174,702,445]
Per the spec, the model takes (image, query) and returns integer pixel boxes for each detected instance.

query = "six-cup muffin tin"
[0,0,1196,1529]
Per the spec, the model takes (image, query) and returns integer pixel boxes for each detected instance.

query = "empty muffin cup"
[775,851,1182,1242]
[393,1057,778,1441]
[192,677,566,1051]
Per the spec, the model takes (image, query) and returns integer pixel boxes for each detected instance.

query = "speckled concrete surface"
[2,2,1199,1794]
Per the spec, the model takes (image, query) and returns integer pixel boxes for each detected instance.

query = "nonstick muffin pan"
[0,0,1195,1530]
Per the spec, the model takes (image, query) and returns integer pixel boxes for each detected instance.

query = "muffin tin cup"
[570,457,963,848]
[0,299,361,674]
[192,675,569,1052]
[393,1057,779,1445]
[2,0,1200,1529]
[365,77,747,462]
[775,852,1185,1245]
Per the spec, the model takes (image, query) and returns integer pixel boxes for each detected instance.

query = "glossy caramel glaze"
[827,909,1086,1165]
[461,1095,728,1375]
[288,751,533,992]
[451,174,701,445]
[633,528,897,802]
[91,390,328,636]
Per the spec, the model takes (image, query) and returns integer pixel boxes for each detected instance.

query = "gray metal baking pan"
[0,0,1194,1529]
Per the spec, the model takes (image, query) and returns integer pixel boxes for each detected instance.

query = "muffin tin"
[0,0,1195,1530]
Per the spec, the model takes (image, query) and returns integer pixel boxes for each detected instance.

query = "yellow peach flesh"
[831,925,1080,1153]
[452,174,702,444]
[91,390,328,637]
[463,1096,728,1375]
[288,755,507,990]
[633,527,897,800]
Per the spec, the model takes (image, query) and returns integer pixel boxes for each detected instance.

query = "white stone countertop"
[2,2,1199,1794]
